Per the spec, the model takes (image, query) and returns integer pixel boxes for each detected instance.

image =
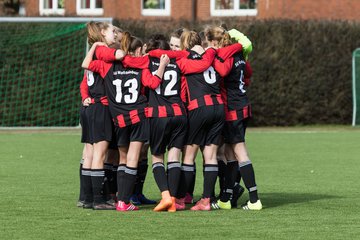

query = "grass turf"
[0,127,359,239]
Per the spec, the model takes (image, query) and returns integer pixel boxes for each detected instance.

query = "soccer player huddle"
[77,21,262,212]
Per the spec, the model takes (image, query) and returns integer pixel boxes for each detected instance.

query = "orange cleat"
[167,197,177,212]
[153,190,172,212]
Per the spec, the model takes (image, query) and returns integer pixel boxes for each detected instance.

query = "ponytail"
[180,30,201,50]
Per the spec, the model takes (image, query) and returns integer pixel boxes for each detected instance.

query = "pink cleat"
[175,197,186,210]
[190,198,211,211]
[116,201,139,211]
[184,193,194,204]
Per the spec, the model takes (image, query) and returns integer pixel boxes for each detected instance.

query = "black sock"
[110,165,118,195]
[236,166,242,184]
[122,167,137,204]
[91,169,105,204]
[103,163,113,200]
[152,162,168,192]
[167,161,181,197]
[134,158,148,195]
[116,164,126,201]
[79,159,85,201]
[239,160,258,203]
[217,159,226,198]
[188,162,196,196]
[220,160,238,202]
[177,163,195,198]
[203,164,218,199]
[82,168,93,203]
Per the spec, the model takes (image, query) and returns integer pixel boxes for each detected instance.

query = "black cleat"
[93,202,116,210]
[231,184,245,208]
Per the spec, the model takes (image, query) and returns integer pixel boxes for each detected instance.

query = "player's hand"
[83,97,91,106]
[160,54,170,66]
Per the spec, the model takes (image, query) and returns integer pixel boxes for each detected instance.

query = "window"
[39,0,65,15]
[142,0,171,16]
[210,0,257,16]
[76,0,104,16]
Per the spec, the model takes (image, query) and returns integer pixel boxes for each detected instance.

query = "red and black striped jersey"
[85,69,107,103]
[87,59,161,128]
[79,46,117,105]
[148,48,218,111]
[147,56,186,118]
[183,50,223,111]
[215,47,253,121]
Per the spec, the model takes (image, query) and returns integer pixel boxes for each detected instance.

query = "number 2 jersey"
[87,58,161,128]
[147,56,186,117]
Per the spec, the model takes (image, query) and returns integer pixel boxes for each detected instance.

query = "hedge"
[115,19,360,126]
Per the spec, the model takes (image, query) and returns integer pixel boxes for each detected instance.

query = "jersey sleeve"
[79,72,89,101]
[141,68,162,90]
[216,43,243,60]
[88,60,111,79]
[244,61,253,86]
[122,55,150,69]
[95,46,116,62]
[180,75,188,104]
[213,57,233,78]
[148,49,189,60]
[177,48,216,74]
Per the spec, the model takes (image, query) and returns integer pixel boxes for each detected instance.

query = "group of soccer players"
[77,20,262,212]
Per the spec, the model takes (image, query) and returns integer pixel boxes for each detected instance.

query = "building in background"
[1,0,360,21]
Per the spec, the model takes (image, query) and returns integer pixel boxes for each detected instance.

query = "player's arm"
[122,55,150,69]
[81,42,105,69]
[228,29,252,60]
[216,43,243,60]
[177,47,217,74]
[79,72,90,105]
[141,54,170,89]
[95,45,125,62]
[213,57,233,78]
[148,49,189,60]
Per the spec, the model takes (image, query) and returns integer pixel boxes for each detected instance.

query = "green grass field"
[1,127,359,240]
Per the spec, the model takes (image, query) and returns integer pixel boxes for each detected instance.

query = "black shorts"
[108,131,118,149]
[87,103,113,144]
[223,118,248,144]
[80,106,91,143]
[115,119,149,147]
[149,115,188,155]
[186,105,225,147]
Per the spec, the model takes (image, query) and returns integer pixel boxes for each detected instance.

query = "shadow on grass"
[258,192,341,208]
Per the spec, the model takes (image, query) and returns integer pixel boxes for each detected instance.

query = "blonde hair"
[180,30,202,50]
[86,21,111,46]
[204,26,233,47]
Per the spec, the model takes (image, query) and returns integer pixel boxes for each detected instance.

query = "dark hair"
[170,28,186,39]
[145,34,170,53]
[148,33,168,42]
[121,31,143,54]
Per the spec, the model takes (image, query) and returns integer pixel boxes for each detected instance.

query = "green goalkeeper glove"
[228,29,252,60]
